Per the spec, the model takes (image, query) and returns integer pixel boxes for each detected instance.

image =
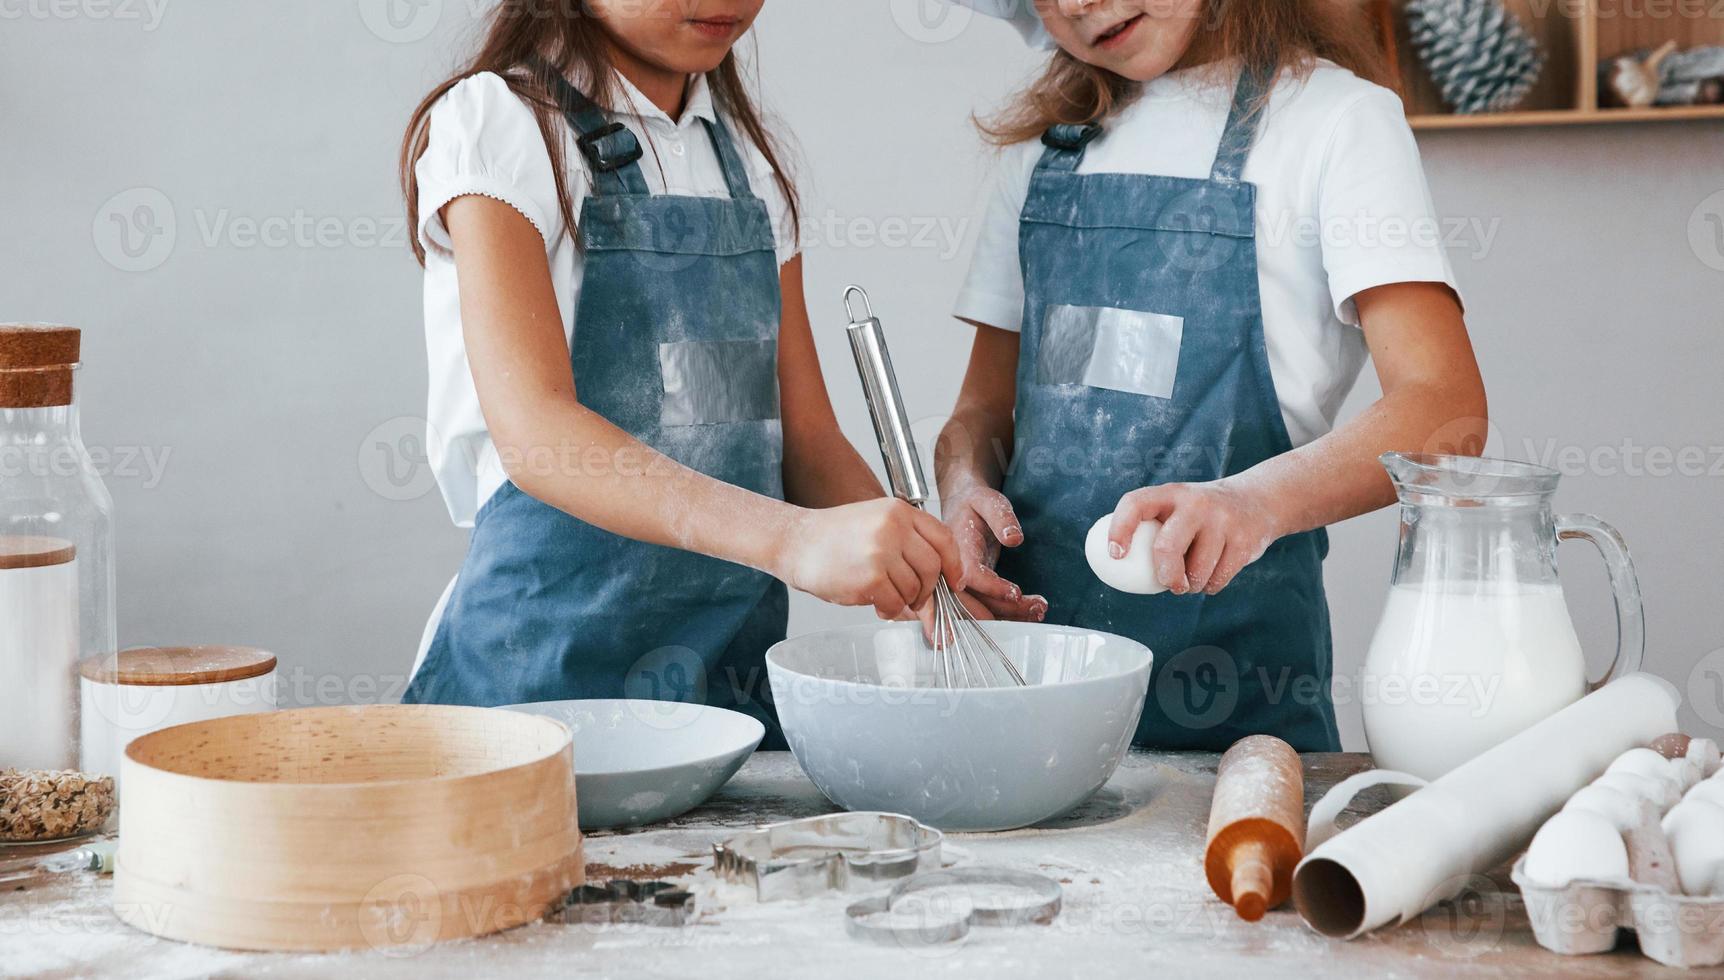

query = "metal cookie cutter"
[546,879,696,927]
[845,867,1063,947]
[713,811,943,901]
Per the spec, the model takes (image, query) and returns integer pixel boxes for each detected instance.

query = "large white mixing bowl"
[767,622,1152,831]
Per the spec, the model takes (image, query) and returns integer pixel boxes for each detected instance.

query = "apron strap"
[532,60,651,197]
[1035,122,1103,174]
[1210,66,1272,184]
[1033,68,1270,182]
[701,115,759,202]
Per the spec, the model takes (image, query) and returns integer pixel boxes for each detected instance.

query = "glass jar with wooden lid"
[0,325,116,783]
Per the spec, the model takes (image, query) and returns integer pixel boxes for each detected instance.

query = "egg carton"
[1512,857,1724,968]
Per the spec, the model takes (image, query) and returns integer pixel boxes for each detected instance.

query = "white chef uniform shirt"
[416,69,799,529]
[955,61,1461,448]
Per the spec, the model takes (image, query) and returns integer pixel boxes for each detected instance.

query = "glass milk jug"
[1362,453,1643,781]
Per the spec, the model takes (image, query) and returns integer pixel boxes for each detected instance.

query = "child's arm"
[775,256,887,508]
[1107,281,1486,594]
[932,323,1047,621]
[445,195,963,619]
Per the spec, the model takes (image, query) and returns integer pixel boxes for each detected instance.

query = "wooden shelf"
[1410,104,1724,130]
[1375,0,1724,131]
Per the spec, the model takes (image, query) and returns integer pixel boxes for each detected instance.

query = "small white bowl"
[768,622,1152,832]
[504,699,763,830]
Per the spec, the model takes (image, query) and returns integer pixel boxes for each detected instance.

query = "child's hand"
[776,499,966,620]
[908,583,994,647]
[941,485,1047,621]
[1107,479,1285,595]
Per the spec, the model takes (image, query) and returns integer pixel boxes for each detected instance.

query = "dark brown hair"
[400,3,798,265]
[980,0,1393,145]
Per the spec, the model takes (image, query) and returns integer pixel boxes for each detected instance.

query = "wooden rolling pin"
[1205,735,1305,921]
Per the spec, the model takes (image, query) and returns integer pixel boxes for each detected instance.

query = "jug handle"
[1555,513,1645,691]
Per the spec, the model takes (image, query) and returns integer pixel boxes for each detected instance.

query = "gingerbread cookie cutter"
[546,879,696,927]
[713,811,943,901]
[845,866,1063,946]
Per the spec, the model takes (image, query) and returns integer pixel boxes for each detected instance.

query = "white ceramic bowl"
[504,699,763,830]
[767,623,1152,832]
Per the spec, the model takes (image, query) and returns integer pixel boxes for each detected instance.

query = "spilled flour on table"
[7,752,1488,979]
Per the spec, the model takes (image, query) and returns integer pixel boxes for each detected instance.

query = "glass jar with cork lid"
[0,325,116,844]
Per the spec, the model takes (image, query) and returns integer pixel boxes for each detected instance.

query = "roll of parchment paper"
[1293,673,1679,938]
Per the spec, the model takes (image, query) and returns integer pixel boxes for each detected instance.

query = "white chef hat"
[948,0,1054,49]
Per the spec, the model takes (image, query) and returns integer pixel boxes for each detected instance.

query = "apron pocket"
[1037,304,1183,400]
[658,339,781,426]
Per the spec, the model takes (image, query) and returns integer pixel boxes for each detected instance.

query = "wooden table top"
[0,751,1693,978]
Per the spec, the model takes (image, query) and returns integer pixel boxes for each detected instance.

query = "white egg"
[1671,756,1704,792]
[1084,515,1166,595]
[1610,747,1678,782]
[1685,779,1724,811]
[1606,749,1685,802]
[1593,771,1682,811]
[1524,810,1631,887]
[1661,799,1724,897]
[1688,738,1721,779]
[1564,784,1656,832]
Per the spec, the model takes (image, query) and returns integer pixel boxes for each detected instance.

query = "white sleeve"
[415,72,563,258]
[953,144,1038,332]
[1316,88,1461,326]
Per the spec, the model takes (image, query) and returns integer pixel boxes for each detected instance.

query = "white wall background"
[3,1,1722,744]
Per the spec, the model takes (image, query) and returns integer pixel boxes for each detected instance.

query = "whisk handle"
[842,286,929,506]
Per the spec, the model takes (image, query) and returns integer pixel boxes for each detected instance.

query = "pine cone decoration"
[1408,0,1546,114]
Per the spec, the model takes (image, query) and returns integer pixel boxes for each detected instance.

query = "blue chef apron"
[405,70,790,749]
[993,68,1340,752]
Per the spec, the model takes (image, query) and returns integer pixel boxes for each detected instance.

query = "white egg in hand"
[1524,810,1631,887]
[1085,515,1166,595]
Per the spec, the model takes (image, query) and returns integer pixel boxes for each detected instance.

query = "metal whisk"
[841,286,1028,689]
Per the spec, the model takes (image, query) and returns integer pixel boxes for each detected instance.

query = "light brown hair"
[400,3,797,265]
[981,0,1393,145]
